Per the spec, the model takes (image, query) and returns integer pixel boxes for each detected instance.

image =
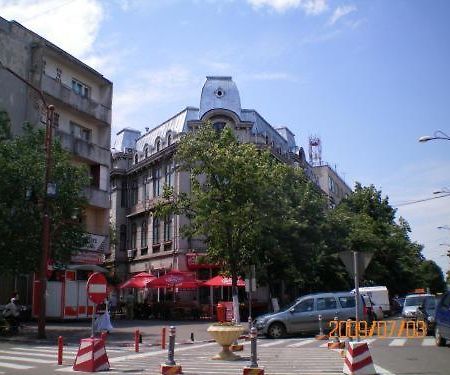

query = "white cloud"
[0,0,103,58]
[328,4,357,26]
[112,65,202,132]
[247,0,328,14]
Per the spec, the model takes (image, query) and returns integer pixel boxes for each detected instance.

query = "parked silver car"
[254,292,367,339]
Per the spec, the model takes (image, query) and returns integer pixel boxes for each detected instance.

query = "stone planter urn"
[207,323,245,360]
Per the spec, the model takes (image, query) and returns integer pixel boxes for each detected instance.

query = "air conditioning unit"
[127,249,136,259]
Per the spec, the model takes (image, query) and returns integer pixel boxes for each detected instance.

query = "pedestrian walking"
[2,297,20,333]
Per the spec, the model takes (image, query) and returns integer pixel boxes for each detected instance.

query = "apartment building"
[0,17,112,304]
[109,76,349,290]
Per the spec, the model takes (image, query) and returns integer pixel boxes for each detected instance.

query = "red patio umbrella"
[147,270,201,289]
[203,275,246,287]
[119,272,156,289]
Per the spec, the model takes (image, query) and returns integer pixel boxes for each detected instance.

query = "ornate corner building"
[109,76,352,283]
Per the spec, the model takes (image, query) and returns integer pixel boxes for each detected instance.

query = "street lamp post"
[0,61,54,339]
[418,130,450,143]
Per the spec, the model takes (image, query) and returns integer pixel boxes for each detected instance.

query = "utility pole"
[0,61,54,339]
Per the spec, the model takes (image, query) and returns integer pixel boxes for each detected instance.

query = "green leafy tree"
[0,123,89,275]
[155,123,288,319]
[419,260,447,294]
[327,183,426,295]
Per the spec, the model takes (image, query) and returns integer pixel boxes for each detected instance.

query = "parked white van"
[352,286,390,316]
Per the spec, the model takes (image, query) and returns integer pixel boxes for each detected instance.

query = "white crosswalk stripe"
[288,338,317,347]
[389,338,408,346]
[421,338,435,346]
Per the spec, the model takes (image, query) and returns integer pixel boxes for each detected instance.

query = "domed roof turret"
[199,76,242,120]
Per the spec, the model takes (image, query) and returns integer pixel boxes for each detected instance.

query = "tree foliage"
[155,123,444,304]
[0,120,89,275]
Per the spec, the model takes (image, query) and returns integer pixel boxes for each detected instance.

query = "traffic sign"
[86,272,107,304]
[339,251,373,281]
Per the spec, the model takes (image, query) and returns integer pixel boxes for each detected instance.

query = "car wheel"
[435,326,446,347]
[267,322,286,339]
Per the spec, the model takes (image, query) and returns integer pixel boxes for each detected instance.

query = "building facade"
[109,77,350,291]
[0,18,112,304]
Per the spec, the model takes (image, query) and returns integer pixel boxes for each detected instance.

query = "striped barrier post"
[161,326,182,375]
[343,341,376,375]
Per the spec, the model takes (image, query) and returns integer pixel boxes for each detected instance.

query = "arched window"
[167,133,172,146]
[144,146,149,158]
[134,154,138,164]
[265,135,269,145]
[156,139,161,152]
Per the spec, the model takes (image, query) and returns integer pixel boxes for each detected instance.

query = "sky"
[1,0,449,276]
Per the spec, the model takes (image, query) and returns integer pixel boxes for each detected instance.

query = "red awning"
[203,275,246,287]
[147,270,201,289]
[119,272,156,289]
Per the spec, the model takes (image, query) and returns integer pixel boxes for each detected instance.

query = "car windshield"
[405,296,426,306]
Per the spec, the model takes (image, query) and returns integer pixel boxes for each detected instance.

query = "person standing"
[2,298,20,333]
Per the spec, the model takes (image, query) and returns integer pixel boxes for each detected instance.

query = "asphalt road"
[0,335,448,374]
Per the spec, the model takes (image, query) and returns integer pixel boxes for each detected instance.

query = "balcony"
[56,130,110,165]
[83,186,109,208]
[41,74,111,124]
[127,197,165,217]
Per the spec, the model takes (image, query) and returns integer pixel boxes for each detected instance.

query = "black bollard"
[165,326,176,366]
[249,327,258,368]
[190,332,194,342]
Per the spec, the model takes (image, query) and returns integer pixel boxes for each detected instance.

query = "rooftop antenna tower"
[309,135,322,166]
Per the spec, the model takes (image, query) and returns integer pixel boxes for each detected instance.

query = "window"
[71,78,90,98]
[316,297,337,311]
[53,112,60,128]
[42,60,46,75]
[153,218,160,245]
[153,167,161,197]
[143,173,149,200]
[144,146,149,158]
[119,225,127,251]
[141,220,148,248]
[121,181,127,208]
[90,164,100,188]
[213,122,226,132]
[167,133,172,146]
[70,121,91,142]
[156,139,161,152]
[164,216,172,242]
[134,154,139,164]
[265,135,269,145]
[328,176,336,193]
[165,162,173,188]
[130,223,137,249]
[339,296,355,308]
[440,293,450,308]
[130,179,138,206]
[294,298,314,313]
[56,68,62,82]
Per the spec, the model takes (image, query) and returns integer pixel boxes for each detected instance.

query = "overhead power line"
[393,193,450,208]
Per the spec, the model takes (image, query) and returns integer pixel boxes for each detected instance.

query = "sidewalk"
[0,319,220,346]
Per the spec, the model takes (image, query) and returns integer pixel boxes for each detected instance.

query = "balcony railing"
[55,129,110,165]
[41,74,111,124]
[83,186,109,209]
